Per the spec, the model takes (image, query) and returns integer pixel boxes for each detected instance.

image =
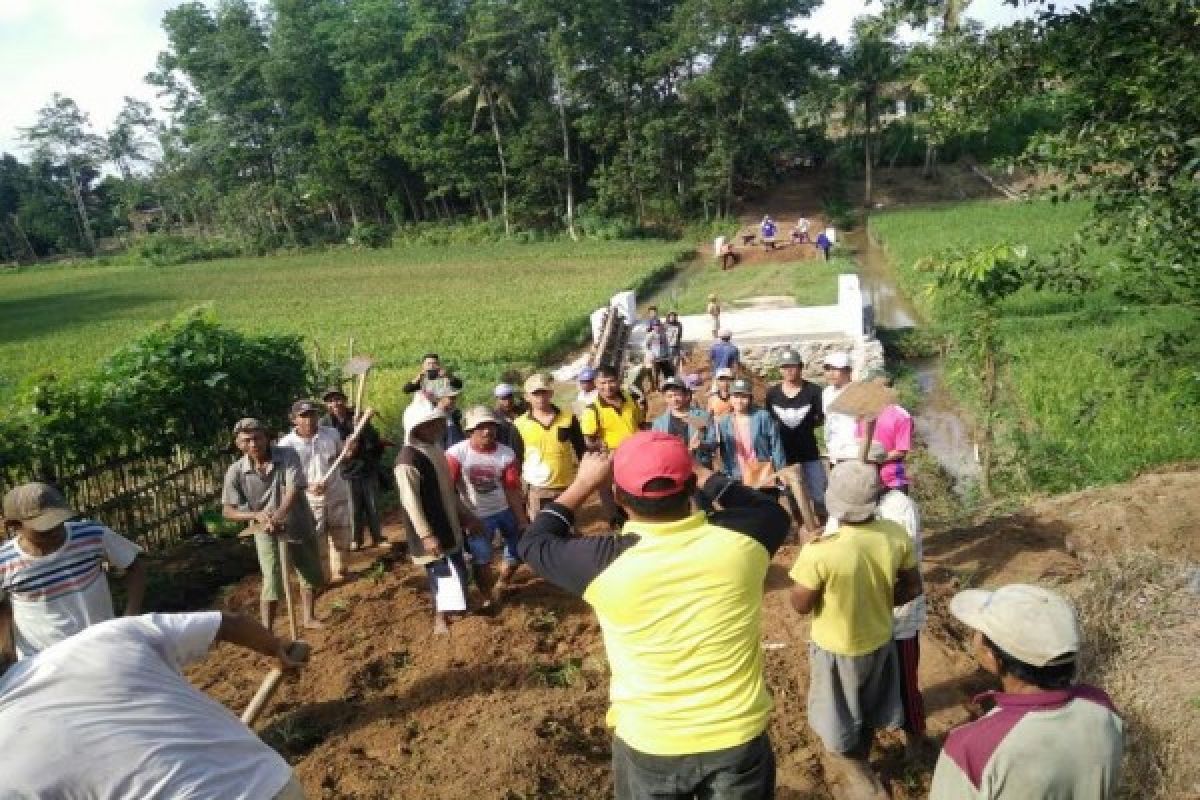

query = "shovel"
[827,378,897,462]
[344,355,374,425]
[241,640,311,727]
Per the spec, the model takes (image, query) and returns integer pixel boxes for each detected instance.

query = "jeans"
[612,732,775,800]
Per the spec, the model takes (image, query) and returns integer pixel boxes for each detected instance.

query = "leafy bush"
[347,223,391,249]
[0,308,310,481]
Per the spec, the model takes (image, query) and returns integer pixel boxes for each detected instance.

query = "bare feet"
[433,614,449,636]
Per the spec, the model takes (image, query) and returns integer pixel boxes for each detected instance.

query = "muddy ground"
[184,458,1200,799]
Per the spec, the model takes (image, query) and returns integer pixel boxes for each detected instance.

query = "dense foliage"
[0,309,309,484]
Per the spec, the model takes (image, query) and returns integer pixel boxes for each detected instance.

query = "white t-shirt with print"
[877,489,927,639]
[0,520,141,659]
[822,384,859,461]
[0,612,293,799]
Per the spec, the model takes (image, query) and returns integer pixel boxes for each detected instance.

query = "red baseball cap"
[613,431,694,498]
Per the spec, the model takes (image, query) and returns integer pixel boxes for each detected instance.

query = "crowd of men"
[0,336,1125,799]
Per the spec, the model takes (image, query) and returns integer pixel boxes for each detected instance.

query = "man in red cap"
[519,432,790,799]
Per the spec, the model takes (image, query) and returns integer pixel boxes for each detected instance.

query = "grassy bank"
[0,240,688,419]
[871,199,1199,494]
[657,255,852,314]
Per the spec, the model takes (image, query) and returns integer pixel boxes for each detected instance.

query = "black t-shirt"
[764,381,825,463]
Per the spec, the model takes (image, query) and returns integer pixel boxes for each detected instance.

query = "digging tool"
[343,354,374,425]
[780,464,820,533]
[827,378,897,462]
[278,537,299,641]
[240,640,311,727]
[319,407,376,483]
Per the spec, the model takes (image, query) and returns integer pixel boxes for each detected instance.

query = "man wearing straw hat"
[789,461,922,796]
[931,584,1124,799]
[222,418,324,631]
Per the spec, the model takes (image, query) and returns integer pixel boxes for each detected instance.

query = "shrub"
[130,233,242,266]
[347,223,391,249]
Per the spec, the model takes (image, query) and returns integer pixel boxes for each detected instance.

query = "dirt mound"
[184,453,1200,799]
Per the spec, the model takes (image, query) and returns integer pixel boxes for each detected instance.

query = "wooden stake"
[277,537,298,641]
[240,641,311,726]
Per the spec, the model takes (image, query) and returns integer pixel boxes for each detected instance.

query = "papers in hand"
[433,557,467,613]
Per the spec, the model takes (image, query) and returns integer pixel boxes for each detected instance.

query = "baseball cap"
[823,352,851,370]
[3,482,77,532]
[233,417,266,435]
[730,379,753,395]
[524,373,554,394]
[778,348,803,367]
[321,388,348,401]
[578,367,597,383]
[718,328,733,339]
[463,406,499,431]
[613,431,694,499]
[950,584,1081,667]
[493,383,515,399]
[825,461,881,523]
[660,377,686,392]
[714,367,734,379]
[290,399,320,416]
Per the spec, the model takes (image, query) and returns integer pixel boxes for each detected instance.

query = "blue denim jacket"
[711,409,786,481]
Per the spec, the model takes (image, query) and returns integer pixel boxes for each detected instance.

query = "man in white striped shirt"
[1,482,146,659]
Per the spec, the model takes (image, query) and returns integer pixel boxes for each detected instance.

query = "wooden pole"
[240,641,311,726]
[277,537,298,641]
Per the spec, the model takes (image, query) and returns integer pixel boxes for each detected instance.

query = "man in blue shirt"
[709,329,740,375]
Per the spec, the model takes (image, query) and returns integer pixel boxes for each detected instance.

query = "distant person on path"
[719,240,738,270]
[709,328,741,375]
[789,462,922,796]
[1,482,146,659]
[222,417,324,631]
[513,373,586,521]
[574,366,599,416]
[0,609,310,799]
[580,365,645,530]
[857,371,913,493]
[664,311,684,371]
[765,349,827,512]
[760,215,778,250]
[816,230,833,261]
[930,585,1124,800]
[394,401,483,635]
[791,217,811,245]
[822,352,859,465]
[646,321,674,388]
[651,377,714,468]
[322,388,387,550]
[712,379,786,488]
[707,367,735,420]
[446,407,530,606]
[518,435,791,799]
[278,400,355,583]
[706,294,722,339]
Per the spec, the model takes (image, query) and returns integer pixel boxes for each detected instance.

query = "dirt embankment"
[184,458,1200,799]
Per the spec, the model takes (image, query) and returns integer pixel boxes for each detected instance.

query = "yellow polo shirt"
[580,392,643,450]
[513,408,580,489]
[789,519,916,656]
[583,512,774,755]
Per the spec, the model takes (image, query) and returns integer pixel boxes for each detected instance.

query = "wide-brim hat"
[403,398,446,439]
[524,373,554,394]
[825,461,881,522]
[464,406,499,432]
[950,584,1081,667]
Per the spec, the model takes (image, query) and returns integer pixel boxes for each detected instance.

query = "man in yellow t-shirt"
[517,433,791,799]
[789,461,922,795]
[580,365,644,529]
[513,373,586,521]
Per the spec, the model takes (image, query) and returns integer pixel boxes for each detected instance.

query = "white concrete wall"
[838,273,866,339]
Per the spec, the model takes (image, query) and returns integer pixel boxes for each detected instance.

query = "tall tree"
[20,94,105,255]
[841,18,904,206]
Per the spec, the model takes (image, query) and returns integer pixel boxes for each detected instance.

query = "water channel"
[851,227,982,496]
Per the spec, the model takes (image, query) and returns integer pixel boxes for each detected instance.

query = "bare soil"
[184,458,1200,798]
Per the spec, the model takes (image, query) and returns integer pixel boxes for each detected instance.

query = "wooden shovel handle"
[241,640,311,727]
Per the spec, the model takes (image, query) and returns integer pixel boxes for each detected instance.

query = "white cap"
[714,367,734,379]
[823,351,851,369]
[403,398,445,439]
[950,584,1081,667]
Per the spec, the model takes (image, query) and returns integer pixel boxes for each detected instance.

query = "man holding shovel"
[279,400,355,583]
[322,388,386,550]
[222,418,324,632]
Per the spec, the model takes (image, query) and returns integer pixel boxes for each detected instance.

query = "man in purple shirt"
[709,329,740,375]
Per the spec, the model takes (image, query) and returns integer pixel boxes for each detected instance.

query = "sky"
[0,0,1082,157]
